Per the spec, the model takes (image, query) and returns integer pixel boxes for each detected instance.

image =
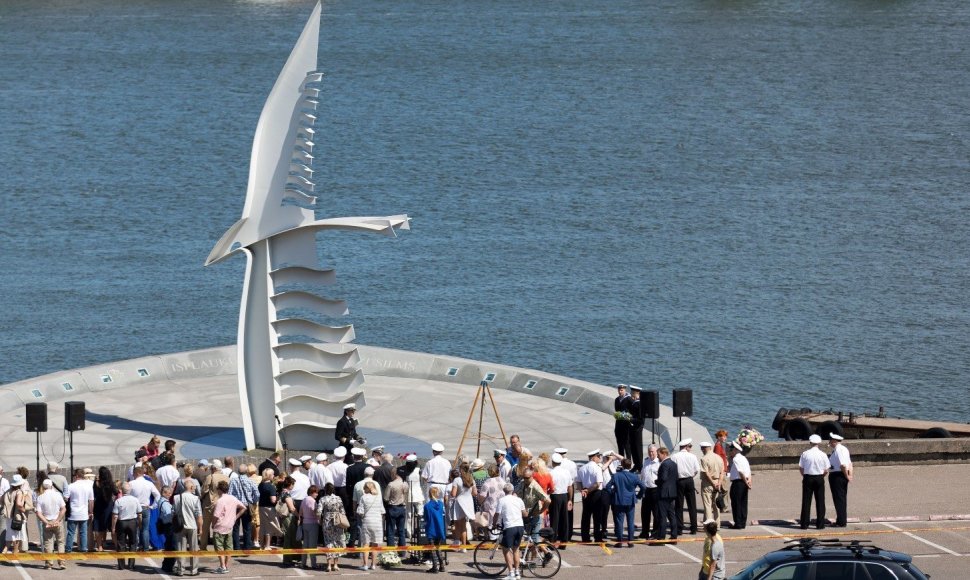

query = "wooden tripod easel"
[455,380,509,462]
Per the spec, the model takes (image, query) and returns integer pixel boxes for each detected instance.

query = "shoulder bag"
[337,501,350,530]
[275,493,291,517]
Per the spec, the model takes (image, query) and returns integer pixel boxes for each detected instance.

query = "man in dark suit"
[613,384,631,458]
[626,386,644,472]
[335,403,360,460]
[652,447,679,544]
[257,452,281,478]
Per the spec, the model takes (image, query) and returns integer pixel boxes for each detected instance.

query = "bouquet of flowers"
[377,551,403,568]
[736,426,764,448]
[613,411,633,423]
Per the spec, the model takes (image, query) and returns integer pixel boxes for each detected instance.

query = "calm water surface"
[1,0,969,437]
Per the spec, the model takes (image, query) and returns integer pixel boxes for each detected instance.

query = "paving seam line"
[880,523,961,557]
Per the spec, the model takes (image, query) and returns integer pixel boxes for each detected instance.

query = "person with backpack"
[157,486,177,574]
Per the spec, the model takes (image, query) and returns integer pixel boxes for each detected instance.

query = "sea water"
[1,0,968,437]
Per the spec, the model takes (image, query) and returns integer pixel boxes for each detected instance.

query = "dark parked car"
[730,539,929,580]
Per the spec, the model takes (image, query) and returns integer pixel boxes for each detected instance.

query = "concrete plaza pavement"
[0,345,710,470]
[3,463,967,579]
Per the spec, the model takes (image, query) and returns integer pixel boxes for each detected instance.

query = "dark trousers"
[116,519,138,569]
[614,423,630,458]
[232,507,254,550]
[581,490,609,542]
[729,479,748,529]
[549,493,570,543]
[160,525,177,572]
[676,477,698,533]
[829,472,849,526]
[656,498,678,540]
[627,427,644,472]
[567,503,574,541]
[800,474,826,529]
[639,488,659,538]
[386,505,406,548]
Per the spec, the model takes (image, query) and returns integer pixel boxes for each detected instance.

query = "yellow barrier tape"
[1,526,966,562]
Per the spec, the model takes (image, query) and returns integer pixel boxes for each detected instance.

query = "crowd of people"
[0,401,854,580]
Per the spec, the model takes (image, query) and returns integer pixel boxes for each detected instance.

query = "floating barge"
[772,406,970,440]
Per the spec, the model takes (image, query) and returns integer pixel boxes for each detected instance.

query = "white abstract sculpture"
[206,2,409,451]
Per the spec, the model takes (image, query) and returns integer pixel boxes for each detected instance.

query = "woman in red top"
[712,430,729,471]
[531,454,555,527]
[140,435,161,462]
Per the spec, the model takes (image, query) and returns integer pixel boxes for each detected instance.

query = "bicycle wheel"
[473,540,508,577]
[523,541,561,578]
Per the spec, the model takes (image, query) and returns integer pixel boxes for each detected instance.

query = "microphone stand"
[276,414,288,466]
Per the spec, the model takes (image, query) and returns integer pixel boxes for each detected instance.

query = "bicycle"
[473,522,562,578]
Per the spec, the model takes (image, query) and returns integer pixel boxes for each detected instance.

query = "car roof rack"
[783,538,882,558]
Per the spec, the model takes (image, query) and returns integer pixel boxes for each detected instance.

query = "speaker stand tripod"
[455,381,509,462]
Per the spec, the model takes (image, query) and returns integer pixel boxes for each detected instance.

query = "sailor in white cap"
[552,447,578,541]
[335,403,360,457]
[699,441,725,523]
[400,454,425,538]
[421,442,452,503]
[548,452,574,545]
[671,438,701,534]
[368,446,384,468]
[727,441,751,529]
[798,434,829,530]
[288,457,310,509]
[827,433,852,527]
[613,384,632,459]
[309,452,333,489]
[577,449,608,542]
[329,447,350,519]
[494,448,512,481]
[344,447,370,552]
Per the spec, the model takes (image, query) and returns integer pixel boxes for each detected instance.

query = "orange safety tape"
[1,526,966,561]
